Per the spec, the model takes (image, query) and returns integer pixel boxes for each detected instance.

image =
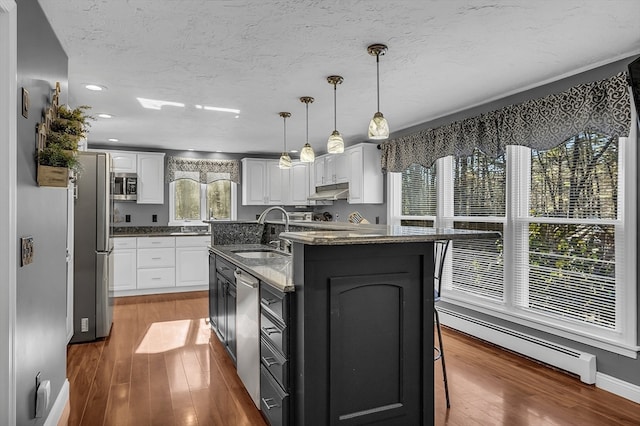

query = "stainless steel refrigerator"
[71,151,114,343]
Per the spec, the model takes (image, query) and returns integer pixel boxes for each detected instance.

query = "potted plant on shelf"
[37,105,92,187]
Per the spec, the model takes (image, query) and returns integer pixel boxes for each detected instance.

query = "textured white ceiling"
[38,0,640,156]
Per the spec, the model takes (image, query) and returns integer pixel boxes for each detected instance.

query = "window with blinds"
[401,163,436,216]
[520,133,619,329]
[389,126,635,350]
[449,150,506,302]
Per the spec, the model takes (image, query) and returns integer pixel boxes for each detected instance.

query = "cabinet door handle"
[261,297,277,306]
[261,356,279,367]
[262,398,280,410]
[261,326,281,336]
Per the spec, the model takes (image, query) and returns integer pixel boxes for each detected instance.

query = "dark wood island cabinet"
[209,225,500,426]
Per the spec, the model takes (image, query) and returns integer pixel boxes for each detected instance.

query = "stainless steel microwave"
[112,173,137,201]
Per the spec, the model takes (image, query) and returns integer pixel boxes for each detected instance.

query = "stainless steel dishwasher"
[234,268,260,408]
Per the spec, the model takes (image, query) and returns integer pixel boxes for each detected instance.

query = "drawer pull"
[152,277,161,280]
[152,241,161,244]
[152,257,161,260]
[261,356,279,367]
[262,326,281,336]
[261,297,277,306]
[262,397,280,410]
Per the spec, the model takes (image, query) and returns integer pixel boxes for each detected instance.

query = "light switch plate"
[22,88,29,119]
[21,236,34,266]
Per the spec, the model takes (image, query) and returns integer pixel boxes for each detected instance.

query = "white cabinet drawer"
[137,248,175,268]
[137,236,175,248]
[175,235,211,247]
[137,267,175,289]
[114,237,137,249]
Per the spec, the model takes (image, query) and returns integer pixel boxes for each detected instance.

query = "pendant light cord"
[306,102,309,143]
[283,115,287,151]
[333,83,338,131]
[376,53,380,113]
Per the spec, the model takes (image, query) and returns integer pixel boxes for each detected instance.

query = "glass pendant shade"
[300,142,315,162]
[299,97,315,163]
[367,44,389,140]
[279,152,292,169]
[278,111,292,169]
[368,111,389,140]
[326,75,344,154]
[327,130,344,154]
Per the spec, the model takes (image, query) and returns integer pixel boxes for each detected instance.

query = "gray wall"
[425,57,640,386]
[90,146,387,225]
[16,1,69,423]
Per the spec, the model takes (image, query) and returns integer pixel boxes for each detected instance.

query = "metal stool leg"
[434,307,450,408]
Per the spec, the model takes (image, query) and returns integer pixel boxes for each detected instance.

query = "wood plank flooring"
[67,291,640,426]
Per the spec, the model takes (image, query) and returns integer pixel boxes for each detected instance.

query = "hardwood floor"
[67,291,640,426]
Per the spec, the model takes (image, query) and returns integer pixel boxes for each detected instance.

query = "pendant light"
[367,43,389,140]
[326,75,344,154]
[278,112,292,169]
[299,97,315,162]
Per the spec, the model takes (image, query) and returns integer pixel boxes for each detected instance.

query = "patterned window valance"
[380,72,632,173]
[166,157,240,183]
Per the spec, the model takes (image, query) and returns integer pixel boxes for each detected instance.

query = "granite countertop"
[113,225,210,237]
[279,226,501,245]
[209,244,294,292]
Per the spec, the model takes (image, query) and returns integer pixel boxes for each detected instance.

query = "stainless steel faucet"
[257,206,290,232]
[258,206,291,252]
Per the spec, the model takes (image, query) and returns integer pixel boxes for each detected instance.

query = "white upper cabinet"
[136,153,165,204]
[344,143,383,204]
[110,152,137,173]
[314,156,326,186]
[290,162,310,205]
[242,158,310,206]
[266,161,286,205]
[242,158,269,205]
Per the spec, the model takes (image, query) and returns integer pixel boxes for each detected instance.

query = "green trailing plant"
[36,145,81,172]
[54,105,92,137]
[38,104,92,172]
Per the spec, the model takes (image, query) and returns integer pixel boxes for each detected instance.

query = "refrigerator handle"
[95,153,110,252]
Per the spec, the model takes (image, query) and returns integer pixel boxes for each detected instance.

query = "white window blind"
[401,163,436,216]
[515,133,620,330]
[447,150,506,303]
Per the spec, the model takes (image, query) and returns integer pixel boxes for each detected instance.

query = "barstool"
[434,240,451,408]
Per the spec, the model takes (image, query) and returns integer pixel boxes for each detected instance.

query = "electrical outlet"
[81,318,89,332]
[152,214,157,222]
[125,214,131,223]
[21,236,34,266]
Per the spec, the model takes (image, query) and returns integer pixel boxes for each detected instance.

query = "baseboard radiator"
[438,307,596,384]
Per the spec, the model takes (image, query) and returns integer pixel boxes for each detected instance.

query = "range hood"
[307,183,349,201]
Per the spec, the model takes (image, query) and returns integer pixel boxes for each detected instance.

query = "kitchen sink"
[233,249,290,259]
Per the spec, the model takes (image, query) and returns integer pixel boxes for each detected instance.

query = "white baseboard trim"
[596,372,640,404]
[44,379,69,426]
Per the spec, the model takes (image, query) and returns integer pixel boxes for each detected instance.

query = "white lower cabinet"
[175,236,210,287]
[114,235,210,295]
[137,237,175,289]
[113,238,137,291]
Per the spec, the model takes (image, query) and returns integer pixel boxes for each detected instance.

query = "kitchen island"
[209,225,500,426]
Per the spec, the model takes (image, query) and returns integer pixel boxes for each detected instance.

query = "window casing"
[388,130,637,356]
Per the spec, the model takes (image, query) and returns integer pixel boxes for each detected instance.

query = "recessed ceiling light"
[235,115,240,119]
[97,113,113,119]
[187,149,195,151]
[85,84,105,91]
[202,105,240,114]
[136,97,185,110]
[108,138,119,142]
